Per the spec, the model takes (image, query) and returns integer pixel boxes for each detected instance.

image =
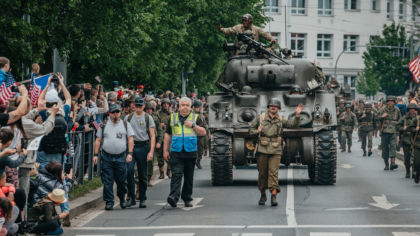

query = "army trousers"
[156,147,166,168]
[257,153,281,193]
[337,129,342,148]
[360,131,373,151]
[341,130,353,150]
[197,137,205,161]
[413,148,420,172]
[402,143,412,171]
[381,133,397,160]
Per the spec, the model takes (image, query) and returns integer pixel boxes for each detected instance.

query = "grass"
[68,177,103,201]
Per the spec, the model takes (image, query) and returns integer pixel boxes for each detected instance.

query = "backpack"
[39,115,68,154]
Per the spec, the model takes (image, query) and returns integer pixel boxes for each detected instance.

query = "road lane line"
[310,233,351,236]
[154,234,195,236]
[325,207,369,211]
[238,234,272,236]
[286,167,297,227]
[392,233,420,236]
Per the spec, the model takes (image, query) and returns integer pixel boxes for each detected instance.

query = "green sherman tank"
[208,33,338,185]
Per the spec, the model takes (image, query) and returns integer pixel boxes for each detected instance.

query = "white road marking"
[310,233,351,236]
[369,194,400,210]
[156,198,204,211]
[233,234,272,236]
[286,167,297,227]
[71,225,420,230]
[325,207,369,211]
[154,234,195,236]
[392,233,420,236]
[76,235,115,236]
[340,164,353,169]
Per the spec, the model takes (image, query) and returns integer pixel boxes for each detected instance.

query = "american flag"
[0,72,17,104]
[409,48,420,83]
[29,74,50,106]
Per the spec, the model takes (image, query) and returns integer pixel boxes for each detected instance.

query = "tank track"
[313,130,337,185]
[210,131,233,186]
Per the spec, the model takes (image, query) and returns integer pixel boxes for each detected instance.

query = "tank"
[208,33,338,185]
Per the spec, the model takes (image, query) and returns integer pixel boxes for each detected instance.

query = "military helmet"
[134,97,145,106]
[386,96,396,102]
[339,99,345,104]
[290,84,302,94]
[365,103,372,108]
[242,14,253,25]
[193,100,203,108]
[145,102,154,110]
[358,99,365,104]
[267,98,281,108]
[128,94,137,102]
[161,98,171,105]
[407,103,418,110]
[345,104,352,108]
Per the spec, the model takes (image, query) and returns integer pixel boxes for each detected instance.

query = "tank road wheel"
[210,131,233,186]
[313,130,337,185]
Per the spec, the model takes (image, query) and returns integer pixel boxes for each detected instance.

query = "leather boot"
[147,176,153,187]
[258,191,267,206]
[363,150,366,157]
[159,167,165,179]
[390,158,398,170]
[384,159,389,170]
[271,189,278,207]
[368,149,372,157]
[136,184,140,200]
[415,171,420,184]
[347,146,351,153]
[196,159,202,169]
[405,169,410,178]
[167,168,172,179]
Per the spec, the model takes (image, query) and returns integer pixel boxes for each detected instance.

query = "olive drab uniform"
[412,116,420,183]
[157,108,172,178]
[378,105,401,169]
[336,106,346,149]
[147,112,163,182]
[340,110,357,152]
[358,110,376,156]
[220,24,274,42]
[249,113,300,193]
[195,112,208,168]
[398,113,418,176]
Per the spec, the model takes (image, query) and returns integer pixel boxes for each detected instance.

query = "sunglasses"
[110,110,120,114]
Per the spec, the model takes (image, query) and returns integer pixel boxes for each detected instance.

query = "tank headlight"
[246,140,255,150]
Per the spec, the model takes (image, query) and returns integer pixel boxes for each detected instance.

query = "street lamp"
[181,71,193,96]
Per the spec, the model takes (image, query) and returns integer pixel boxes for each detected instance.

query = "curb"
[68,165,162,220]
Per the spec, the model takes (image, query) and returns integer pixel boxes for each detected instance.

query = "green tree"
[361,23,410,96]
[356,68,380,97]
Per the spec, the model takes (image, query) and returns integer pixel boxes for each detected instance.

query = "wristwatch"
[191,123,196,129]
[128,152,133,155]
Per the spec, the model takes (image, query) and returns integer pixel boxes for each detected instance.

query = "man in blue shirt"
[0,57,11,83]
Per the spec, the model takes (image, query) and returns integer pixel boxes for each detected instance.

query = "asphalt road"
[65,135,420,236]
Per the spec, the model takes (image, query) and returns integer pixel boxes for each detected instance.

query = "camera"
[51,74,59,83]
[21,138,29,150]
[11,85,19,93]
[64,162,72,175]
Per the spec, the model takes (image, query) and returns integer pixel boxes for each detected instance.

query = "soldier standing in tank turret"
[340,104,357,153]
[249,98,303,207]
[336,99,346,150]
[218,14,277,44]
[398,103,418,178]
[326,76,340,92]
[378,96,401,171]
[358,103,376,157]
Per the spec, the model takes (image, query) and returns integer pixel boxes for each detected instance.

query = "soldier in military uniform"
[145,102,163,186]
[157,98,172,178]
[336,99,346,149]
[355,99,365,142]
[121,95,136,120]
[218,14,276,43]
[378,96,401,170]
[249,98,303,207]
[358,103,376,156]
[326,76,340,92]
[192,100,208,169]
[340,104,357,152]
[398,103,419,178]
[412,105,420,183]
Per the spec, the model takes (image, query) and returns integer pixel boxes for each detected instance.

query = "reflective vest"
[170,112,198,152]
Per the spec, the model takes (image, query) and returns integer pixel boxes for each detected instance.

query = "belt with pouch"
[103,151,125,158]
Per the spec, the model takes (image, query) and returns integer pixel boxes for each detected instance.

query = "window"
[317,34,332,58]
[318,0,332,15]
[387,0,392,19]
[371,0,380,12]
[265,0,280,14]
[291,0,306,15]
[343,35,358,52]
[290,33,305,57]
[325,75,331,83]
[271,32,280,44]
[372,0,377,11]
[413,3,417,21]
[344,76,356,88]
[399,0,405,20]
[344,0,358,10]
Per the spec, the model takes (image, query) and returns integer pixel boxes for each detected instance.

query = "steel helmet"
[267,98,281,108]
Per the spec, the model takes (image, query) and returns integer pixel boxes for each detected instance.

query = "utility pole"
[285,0,291,48]
[22,14,30,81]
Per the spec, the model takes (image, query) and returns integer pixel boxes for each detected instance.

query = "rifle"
[237,33,289,65]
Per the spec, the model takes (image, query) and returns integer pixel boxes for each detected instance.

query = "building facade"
[264,0,419,98]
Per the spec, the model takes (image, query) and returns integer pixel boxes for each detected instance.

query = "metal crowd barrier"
[68,129,99,185]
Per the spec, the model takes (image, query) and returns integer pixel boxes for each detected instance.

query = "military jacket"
[249,112,300,154]
[194,112,208,137]
[378,106,402,134]
[398,114,418,145]
[409,116,420,148]
[221,24,273,42]
[336,107,346,129]
[327,80,340,91]
[358,112,376,132]
[152,112,163,145]
[158,109,171,130]
[340,111,357,131]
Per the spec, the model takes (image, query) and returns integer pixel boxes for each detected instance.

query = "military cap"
[386,96,396,102]
[109,103,121,113]
[145,102,154,110]
[267,98,281,108]
[193,100,203,107]
[407,103,418,110]
[134,97,145,106]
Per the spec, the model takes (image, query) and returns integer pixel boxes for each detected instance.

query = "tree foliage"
[356,69,380,97]
[0,0,268,94]
[361,23,410,96]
